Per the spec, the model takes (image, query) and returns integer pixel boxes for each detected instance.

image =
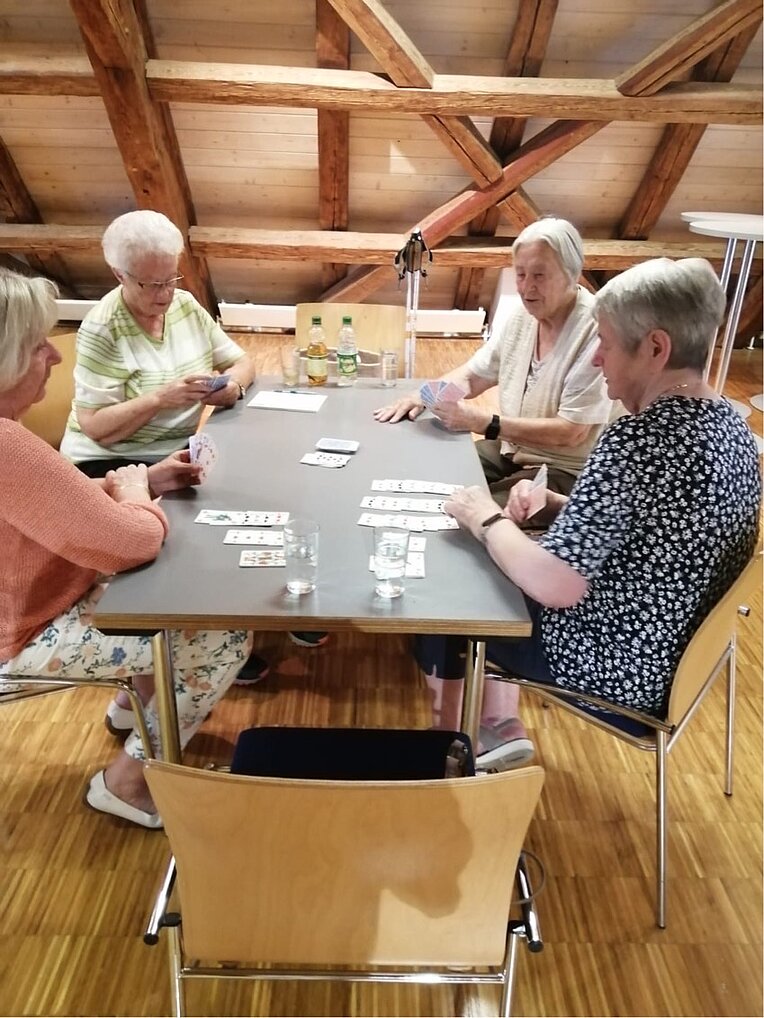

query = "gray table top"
[93,378,530,637]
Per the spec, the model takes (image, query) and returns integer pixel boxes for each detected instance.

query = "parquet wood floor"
[1,339,761,1017]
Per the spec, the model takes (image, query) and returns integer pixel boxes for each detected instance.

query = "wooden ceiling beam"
[321,119,604,302]
[316,0,350,290]
[618,20,760,241]
[322,2,537,307]
[0,224,748,272]
[321,0,761,304]
[67,0,216,313]
[143,63,760,124]
[616,0,761,97]
[458,0,559,308]
[1,52,758,124]
[325,0,434,87]
[0,137,77,292]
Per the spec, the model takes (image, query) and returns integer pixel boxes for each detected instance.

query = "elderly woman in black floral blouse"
[421,257,761,771]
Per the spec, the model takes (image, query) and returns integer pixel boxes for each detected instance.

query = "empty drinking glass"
[379,350,398,388]
[373,527,409,598]
[284,518,319,594]
[280,345,301,387]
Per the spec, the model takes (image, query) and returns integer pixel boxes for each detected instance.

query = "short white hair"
[593,258,725,371]
[512,217,584,282]
[102,210,184,273]
[0,269,58,392]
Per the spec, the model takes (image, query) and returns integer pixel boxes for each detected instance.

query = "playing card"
[195,510,290,526]
[239,549,286,567]
[360,496,445,514]
[419,381,438,408]
[526,463,548,518]
[419,515,460,531]
[371,479,463,495]
[188,431,219,482]
[223,529,285,546]
[205,374,230,392]
[436,381,466,403]
[357,513,424,532]
[300,452,351,468]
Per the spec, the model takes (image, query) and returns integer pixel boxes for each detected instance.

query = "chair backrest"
[668,549,763,723]
[295,303,406,363]
[144,761,544,968]
[19,331,76,449]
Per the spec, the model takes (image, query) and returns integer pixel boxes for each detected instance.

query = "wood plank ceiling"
[0,0,761,325]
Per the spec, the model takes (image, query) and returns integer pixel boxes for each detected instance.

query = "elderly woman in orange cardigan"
[0,268,251,828]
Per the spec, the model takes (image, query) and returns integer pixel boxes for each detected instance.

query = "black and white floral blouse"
[539,396,761,718]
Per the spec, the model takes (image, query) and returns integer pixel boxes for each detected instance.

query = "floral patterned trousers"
[0,584,252,760]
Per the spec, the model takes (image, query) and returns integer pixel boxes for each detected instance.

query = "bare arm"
[445,485,588,608]
[432,395,594,444]
[77,375,213,446]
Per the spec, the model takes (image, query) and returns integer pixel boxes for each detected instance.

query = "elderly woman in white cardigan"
[374,217,612,514]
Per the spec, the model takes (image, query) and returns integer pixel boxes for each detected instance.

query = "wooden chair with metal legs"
[143,729,545,1018]
[480,549,762,929]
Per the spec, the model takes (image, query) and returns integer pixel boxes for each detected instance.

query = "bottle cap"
[342,316,352,324]
[311,316,321,325]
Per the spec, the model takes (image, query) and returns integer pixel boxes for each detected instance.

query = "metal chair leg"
[656,729,668,929]
[168,924,185,1018]
[725,638,736,797]
[500,931,520,1017]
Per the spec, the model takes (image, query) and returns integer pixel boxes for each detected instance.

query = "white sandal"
[84,770,163,829]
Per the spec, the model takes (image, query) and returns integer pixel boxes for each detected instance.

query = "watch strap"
[481,511,505,530]
[484,413,500,440]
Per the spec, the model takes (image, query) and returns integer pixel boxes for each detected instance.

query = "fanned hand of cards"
[419,379,466,409]
[188,431,219,482]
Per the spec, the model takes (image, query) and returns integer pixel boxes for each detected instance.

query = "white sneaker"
[476,718,534,771]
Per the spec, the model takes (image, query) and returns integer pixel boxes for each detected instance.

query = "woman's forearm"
[483,518,588,608]
[77,394,164,446]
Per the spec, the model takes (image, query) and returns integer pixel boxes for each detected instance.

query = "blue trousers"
[414,595,554,683]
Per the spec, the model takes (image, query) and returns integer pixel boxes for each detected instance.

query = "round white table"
[687,214,764,394]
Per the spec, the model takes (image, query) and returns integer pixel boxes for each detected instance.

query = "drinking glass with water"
[284,518,319,594]
[373,527,410,598]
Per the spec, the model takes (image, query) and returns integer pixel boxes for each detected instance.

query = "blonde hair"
[0,269,59,392]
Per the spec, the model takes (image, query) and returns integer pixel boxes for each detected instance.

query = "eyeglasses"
[124,270,184,293]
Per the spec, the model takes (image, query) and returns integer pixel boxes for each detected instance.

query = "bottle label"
[337,352,358,377]
[307,355,328,378]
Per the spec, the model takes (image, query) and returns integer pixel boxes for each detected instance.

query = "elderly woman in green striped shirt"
[60,209,256,477]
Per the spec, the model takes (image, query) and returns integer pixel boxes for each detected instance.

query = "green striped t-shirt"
[60,287,245,463]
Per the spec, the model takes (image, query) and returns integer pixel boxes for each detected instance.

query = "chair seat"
[549,692,659,740]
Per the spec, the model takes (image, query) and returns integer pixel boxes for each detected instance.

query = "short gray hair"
[512,217,584,282]
[102,210,184,273]
[0,269,59,392]
[593,258,725,371]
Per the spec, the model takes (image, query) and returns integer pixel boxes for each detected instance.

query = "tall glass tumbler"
[284,518,319,594]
